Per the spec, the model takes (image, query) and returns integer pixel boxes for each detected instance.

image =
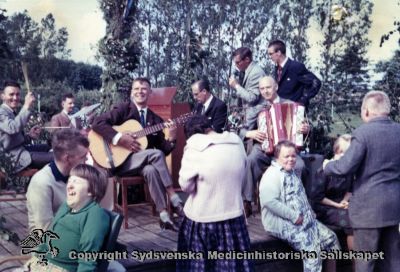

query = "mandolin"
[88,113,192,169]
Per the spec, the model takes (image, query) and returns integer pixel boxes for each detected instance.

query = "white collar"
[133,102,148,114]
[273,96,281,104]
[279,56,289,68]
[203,95,213,112]
[137,107,148,116]
[266,96,281,105]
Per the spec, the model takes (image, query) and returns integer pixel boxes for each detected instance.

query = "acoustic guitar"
[88,113,192,169]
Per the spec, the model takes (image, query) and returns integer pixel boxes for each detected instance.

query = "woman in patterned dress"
[259,140,340,272]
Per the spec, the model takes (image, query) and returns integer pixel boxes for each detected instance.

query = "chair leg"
[121,182,129,229]
[113,178,118,212]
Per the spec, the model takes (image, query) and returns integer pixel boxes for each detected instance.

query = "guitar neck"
[135,122,166,138]
[134,113,191,138]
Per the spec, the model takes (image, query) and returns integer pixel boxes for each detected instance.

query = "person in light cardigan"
[177,115,253,272]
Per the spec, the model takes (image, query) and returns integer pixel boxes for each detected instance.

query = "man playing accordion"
[239,76,310,217]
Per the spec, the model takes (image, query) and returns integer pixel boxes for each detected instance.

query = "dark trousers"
[353,225,400,272]
[26,144,53,169]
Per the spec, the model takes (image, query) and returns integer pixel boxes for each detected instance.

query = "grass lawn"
[328,112,363,137]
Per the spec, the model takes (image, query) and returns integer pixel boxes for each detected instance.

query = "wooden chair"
[0,168,38,202]
[113,176,156,229]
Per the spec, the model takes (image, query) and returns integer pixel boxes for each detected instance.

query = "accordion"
[257,102,305,154]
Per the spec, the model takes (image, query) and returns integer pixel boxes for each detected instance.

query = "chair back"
[96,210,124,272]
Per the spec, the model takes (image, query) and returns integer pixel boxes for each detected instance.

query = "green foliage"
[97,0,140,110]
[2,10,42,62]
[0,9,12,66]
[374,45,400,122]
[74,90,104,108]
[0,147,22,246]
[31,79,75,117]
[0,147,18,183]
[39,13,70,58]
[2,10,69,60]
[0,10,102,92]
[130,0,317,116]
[310,0,373,142]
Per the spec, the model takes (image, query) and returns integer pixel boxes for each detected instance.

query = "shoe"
[244,201,253,218]
[159,219,179,232]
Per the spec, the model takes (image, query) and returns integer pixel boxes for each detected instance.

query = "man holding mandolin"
[0,80,53,173]
[91,77,183,231]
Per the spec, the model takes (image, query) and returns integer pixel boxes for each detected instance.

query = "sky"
[1,0,399,66]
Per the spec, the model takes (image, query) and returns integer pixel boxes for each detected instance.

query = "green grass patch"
[328,112,363,137]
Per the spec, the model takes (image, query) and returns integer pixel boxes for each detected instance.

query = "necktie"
[238,71,245,86]
[277,65,283,82]
[201,105,206,115]
[139,109,146,128]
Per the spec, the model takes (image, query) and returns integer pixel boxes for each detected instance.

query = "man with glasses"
[229,47,266,123]
[267,40,321,108]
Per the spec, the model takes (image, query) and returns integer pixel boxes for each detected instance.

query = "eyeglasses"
[234,59,243,65]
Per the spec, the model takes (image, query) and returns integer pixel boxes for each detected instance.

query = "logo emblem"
[20,229,60,266]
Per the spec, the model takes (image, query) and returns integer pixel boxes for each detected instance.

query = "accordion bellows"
[258,103,305,154]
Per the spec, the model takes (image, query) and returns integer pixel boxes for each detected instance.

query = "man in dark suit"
[92,77,183,231]
[191,78,227,133]
[0,80,52,173]
[324,91,400,272]
[267,40,321,108]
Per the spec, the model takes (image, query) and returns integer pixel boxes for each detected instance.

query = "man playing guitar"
[91,77,183,231]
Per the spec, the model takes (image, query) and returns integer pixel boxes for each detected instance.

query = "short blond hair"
[362,91,391,116]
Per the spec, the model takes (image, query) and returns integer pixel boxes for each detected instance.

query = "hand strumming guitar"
[165,119,177,142]
[118,132,141,153]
